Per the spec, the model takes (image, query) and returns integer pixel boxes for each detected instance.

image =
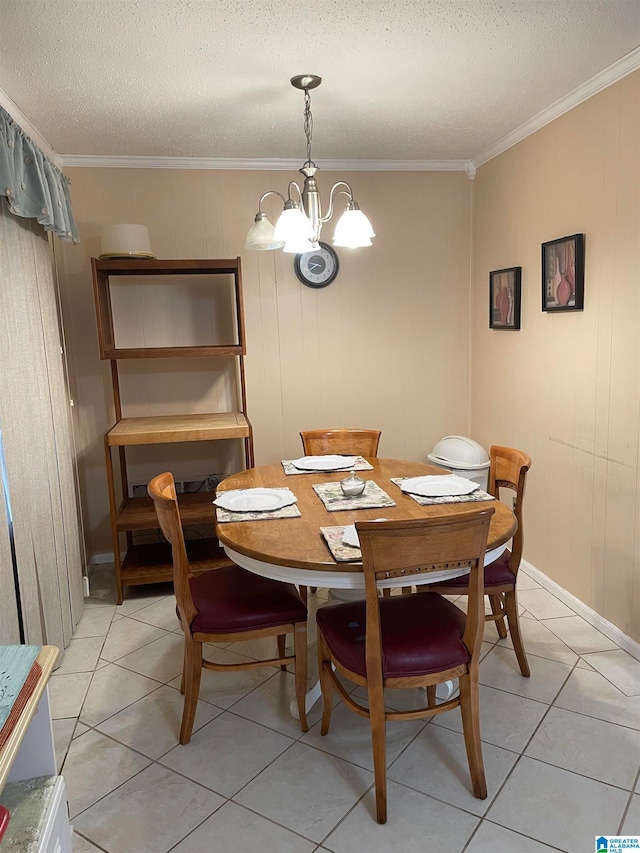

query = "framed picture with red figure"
[490,266,521,330]
[542,233,584,311]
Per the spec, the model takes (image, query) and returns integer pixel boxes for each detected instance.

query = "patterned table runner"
[313,480,396,512]
[281,456,374,475]
[390,478,496,506]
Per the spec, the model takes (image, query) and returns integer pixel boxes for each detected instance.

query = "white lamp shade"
[333,208,375,248]
[245,217,283,250]
[273,207,313,244]
[100,223,154,258]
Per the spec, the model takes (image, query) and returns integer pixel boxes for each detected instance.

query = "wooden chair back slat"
[300,428,381,458]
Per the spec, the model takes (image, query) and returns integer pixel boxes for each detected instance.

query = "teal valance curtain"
[0,106,79,243]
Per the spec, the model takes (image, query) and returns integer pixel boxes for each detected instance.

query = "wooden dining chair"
[298,428,382,598]
[423,445,532,677]
[300,428,381,458]
[316,507,495,824]
[147,472,309,743]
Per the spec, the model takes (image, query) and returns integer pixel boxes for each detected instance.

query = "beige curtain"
[0,202,84,649]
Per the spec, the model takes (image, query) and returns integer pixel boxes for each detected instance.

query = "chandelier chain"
[303,89,315,168]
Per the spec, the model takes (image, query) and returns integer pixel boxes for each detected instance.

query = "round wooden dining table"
[215,458,517,590]
[215,458,517,715]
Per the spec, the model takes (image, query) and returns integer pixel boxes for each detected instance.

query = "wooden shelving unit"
[93,257,254,603]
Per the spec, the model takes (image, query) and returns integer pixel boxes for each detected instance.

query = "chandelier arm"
[319,182,355,224]
[287,181,303,204]
[258,190,287,213]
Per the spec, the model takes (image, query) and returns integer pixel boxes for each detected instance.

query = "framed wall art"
[542,233,584,311]
[489,267,521,330]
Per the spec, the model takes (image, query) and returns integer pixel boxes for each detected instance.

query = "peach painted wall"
[55,169,473,558]
[470,71,640,640]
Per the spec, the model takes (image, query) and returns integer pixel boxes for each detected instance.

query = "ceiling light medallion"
[245,75,375,253]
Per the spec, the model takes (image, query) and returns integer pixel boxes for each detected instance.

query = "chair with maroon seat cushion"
[423,445,532,677]
[300,428,381,458]
[316,508,494,824]
[147,472,308,743]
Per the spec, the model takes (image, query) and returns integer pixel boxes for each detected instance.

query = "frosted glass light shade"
[245,216,283,250]
[273,207,313,244]
[333,208,376,248]
[282,237,314,254]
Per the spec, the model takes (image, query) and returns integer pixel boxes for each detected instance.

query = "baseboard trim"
[521,559,640,663]
[87,552,118,573]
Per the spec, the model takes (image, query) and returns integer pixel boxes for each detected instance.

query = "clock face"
[294,242,339,288]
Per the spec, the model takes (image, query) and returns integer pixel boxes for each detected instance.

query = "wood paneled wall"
[470,71,640,641]
[56,169,473,558]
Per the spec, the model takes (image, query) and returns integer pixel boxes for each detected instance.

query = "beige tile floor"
[52,565,640,853]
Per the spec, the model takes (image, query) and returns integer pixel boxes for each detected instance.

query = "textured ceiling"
[0,0,639,161]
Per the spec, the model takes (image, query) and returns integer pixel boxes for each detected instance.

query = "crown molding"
[7,45,638,177]
[57,153,474,173]
[0,85,60,165]
[471,45,640,170]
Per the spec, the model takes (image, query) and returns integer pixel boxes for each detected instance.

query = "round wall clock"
[294,242,339,288]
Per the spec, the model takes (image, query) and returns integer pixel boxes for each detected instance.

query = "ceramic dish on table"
[342,518,387,548]
[291,455,357,472]
[399,475,478,497]
[213,488,297,513]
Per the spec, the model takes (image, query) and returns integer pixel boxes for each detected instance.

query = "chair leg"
[277,634,287,671]
[299,585,308,606]
[489,593,508,639]
[426,685,437,708]
[180,643,186,695]
[293,621,308,732]
[458,672,487,799]
[368,684,388,824]
[180,638,203,745]
[504,588,530,677]
[318,634,334,736]
[381,588,391,598]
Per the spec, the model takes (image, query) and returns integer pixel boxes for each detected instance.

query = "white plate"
[291,455,357,472]
[400,475,478,497]
[342,518,388,548]
[214,488,297,512]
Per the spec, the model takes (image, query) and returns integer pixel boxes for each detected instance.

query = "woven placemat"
[215,502,302,523]
[281,456,373,475]
[313,480,396,512]
[390,478,496,506]
[320,526,362,562]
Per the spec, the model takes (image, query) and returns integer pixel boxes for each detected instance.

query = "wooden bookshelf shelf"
[107,412,250,446]
[116,491,216,531]
[94,256,254,603]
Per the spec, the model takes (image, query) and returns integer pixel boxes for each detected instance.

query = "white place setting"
[290,454,358,472]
